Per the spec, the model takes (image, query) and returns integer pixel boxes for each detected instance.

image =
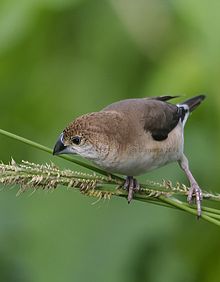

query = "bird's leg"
[124,176,140,203]
[178,154,202,217]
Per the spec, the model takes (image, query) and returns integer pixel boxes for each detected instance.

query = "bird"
[53,95,206,216]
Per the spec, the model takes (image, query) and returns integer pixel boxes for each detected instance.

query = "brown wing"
[102,96,182,141]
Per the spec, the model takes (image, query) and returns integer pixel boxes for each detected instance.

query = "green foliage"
[0,1,220,282]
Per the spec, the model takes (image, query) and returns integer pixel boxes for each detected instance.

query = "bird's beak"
[53,134,71,155]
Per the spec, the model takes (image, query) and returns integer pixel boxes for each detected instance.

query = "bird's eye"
[71,136,81,145]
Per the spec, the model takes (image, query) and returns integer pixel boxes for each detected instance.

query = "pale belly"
[109,145,183,176]
[102,149,183,176]
[95,123,184,176]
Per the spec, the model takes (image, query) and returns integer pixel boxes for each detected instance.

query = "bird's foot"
[124,176,140,203]
[188,183,203,218]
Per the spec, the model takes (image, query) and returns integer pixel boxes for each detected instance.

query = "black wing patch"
[144,102,186,141]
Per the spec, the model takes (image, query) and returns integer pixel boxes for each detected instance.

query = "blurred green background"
[0,0,220,281]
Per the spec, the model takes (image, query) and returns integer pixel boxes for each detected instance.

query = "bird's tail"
[181,95,206,112]
[177,95,206,127]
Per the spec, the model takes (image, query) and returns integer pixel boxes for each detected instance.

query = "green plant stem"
[116,190,220,222]
[159,196,220,226]
[201,205,220,215]
[96,185,220,222]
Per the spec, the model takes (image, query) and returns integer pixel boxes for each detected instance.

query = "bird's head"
[53,111,123,162]
[53,113,99,161]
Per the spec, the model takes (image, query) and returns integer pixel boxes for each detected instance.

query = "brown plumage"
[53,95,206,216]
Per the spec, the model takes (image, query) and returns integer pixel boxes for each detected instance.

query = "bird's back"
[102,97,180,142]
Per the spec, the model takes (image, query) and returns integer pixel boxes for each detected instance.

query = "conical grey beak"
[53,134,67,155]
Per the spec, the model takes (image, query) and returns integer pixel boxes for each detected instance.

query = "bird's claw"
[188,183,203,218]
[124,176,140,203]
